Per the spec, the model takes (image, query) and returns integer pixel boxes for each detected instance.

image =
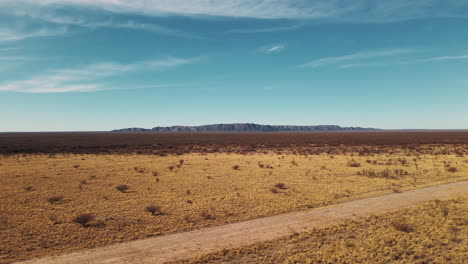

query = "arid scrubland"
[179,195,468,264]
[1,143,467,262]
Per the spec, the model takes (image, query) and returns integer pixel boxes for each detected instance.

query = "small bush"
[179,159,184,165]
[391,221,413,233]
[200,211,216,220]
[47,196,64,204]
[152,171,159,177]
[446,167,458,173]
[270,187,279,194]
[145,205,161,215]
[357,168,406,179]
[232,165,240,170]
[73,213,94,227]
[441,205,449,220]
[347,160,361,167]
[168,166,175,171]
[116,184,130,192]
[73,165,80,169]
[24,186,35,192]
[274,183,287,189]
[134,167,145,174]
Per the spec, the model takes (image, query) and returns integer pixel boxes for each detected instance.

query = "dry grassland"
[180,195,468,264]
[0,145,467,262]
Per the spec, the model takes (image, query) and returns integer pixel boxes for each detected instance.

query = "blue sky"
[1,0,468,131]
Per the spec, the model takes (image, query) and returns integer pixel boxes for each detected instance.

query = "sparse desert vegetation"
[0,133,467,262]
[178,195,468,264]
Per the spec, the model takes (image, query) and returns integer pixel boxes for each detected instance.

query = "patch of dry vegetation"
[178,195,468,264]
[0,145,467,262]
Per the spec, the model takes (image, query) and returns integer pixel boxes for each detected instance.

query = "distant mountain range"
[113,123,379,132]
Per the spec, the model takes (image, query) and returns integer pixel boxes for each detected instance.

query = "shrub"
[441,205,449,220]
[347,160,361,167]
[274,183,287,189]
[393,169,409,177]
[232,165,240,170]
[73,165,80,169]
[446,167,458,173]
[357,168,405,179]
[24,186,35,192]
[73,213,94,227]
[391,221,413,233]
[152,171,159,177]
[168,166,175,171]
[270,187,279,194]
[145,205,161,215]
[116,184,129,192]
[200,211,216,220]
[398,158,408,166]
[134,167,145,173]
[47,196,63,204]
[179,159,184,165]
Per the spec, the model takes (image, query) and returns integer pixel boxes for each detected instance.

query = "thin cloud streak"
[0,27,67,42]
[0,56,30,61]
[227,24,303,33]
[0,57,195,93]
[299,49,415,68]
[2,0,467,21]
[422,55,468,61]
[8,9,201,38]
[263,45,285,53]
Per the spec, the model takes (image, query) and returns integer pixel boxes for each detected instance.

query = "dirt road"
[18,181,468,264]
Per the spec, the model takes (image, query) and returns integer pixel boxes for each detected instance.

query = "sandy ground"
[17,180,468,264]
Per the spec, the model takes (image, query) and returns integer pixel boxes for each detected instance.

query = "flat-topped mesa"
[112,123,379,132]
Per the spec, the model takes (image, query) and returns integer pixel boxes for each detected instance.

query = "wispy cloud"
[227,24,303,33]
[0,47,21,52]
[0,56,30,61]
[2,0,467,21]
[0,27,67,42]
[299,49,414,68]
[260,45,285,54]
[421,55,468,62]
[0,57,195,93]
[7,8,199,38]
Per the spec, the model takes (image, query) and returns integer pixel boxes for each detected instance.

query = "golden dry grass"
[179,195,468,264]
[0,147,467,262]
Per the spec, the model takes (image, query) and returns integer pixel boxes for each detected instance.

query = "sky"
[0,0,468,131]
